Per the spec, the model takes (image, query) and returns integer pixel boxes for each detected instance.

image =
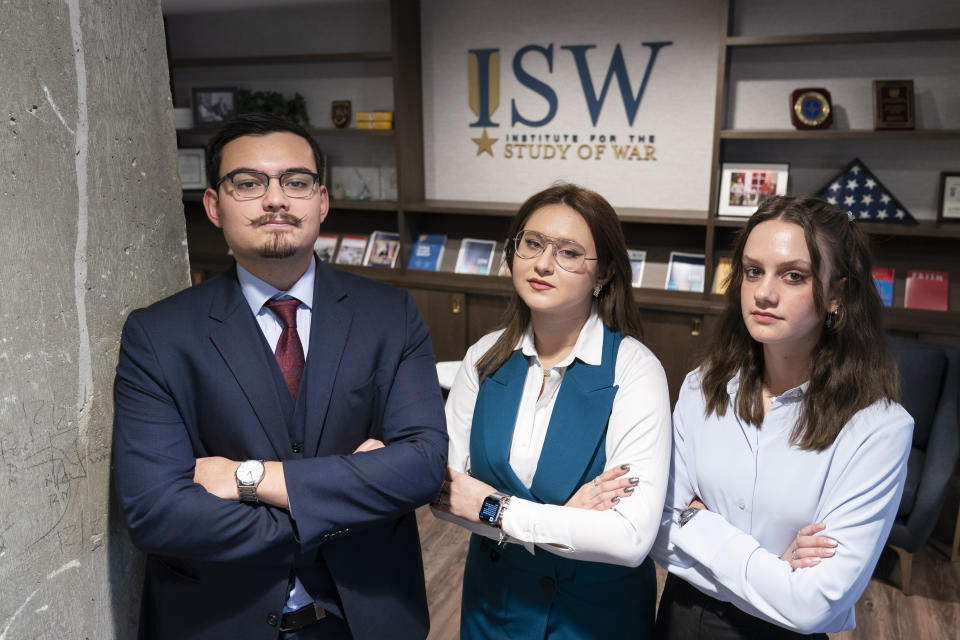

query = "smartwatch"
[236,460,265,503]
[679,507,700,528]
[479,492,511,528]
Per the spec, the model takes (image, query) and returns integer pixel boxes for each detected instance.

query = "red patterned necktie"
[264,298,305,402]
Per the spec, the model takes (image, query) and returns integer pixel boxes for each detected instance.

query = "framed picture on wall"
[177,148,206,190]
[192,87,237,128]
[938,172,960,222]
[717,163,789,217]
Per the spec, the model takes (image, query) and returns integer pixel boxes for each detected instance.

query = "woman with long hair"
[652,196,913,639]
[433,183,671,639]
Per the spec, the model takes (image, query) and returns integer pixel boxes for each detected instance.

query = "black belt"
[280,602,327,632]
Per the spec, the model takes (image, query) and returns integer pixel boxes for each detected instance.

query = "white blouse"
[434,311,672,567]
[651,370,913,633]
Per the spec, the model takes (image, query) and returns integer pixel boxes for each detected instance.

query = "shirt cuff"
[672,509,760,584]
[500,497,539,555]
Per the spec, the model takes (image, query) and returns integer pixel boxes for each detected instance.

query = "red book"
[904,269,949,311]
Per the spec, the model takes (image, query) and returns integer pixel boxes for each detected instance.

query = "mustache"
[250,212,304,227]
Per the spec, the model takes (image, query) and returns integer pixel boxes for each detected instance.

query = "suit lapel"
[207,267,290,459]
[303,261,353,456]
[530,346,618,504]
[470,352,531,499]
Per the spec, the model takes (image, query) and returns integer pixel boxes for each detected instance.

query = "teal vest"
[461,326,655,640]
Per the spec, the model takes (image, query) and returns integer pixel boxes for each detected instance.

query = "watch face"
[237,460,263,484]
[479,498,501,525]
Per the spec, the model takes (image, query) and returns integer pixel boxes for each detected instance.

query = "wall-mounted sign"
[421,0,721,212]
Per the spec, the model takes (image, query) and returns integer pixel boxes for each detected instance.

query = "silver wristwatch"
[679,507,700,528]
[236,460,265,503]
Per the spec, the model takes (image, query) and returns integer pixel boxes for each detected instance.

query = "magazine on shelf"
[665,252,705,293]
[313,233,339,263]
[407,233,447,271]
[628,250,646,288]
[363,230,401,268]
[872,266,895,307]
[904,269,948,311]
[455,238,498,275]
[334,234,368,266]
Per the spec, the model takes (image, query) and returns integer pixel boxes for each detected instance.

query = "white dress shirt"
[651,370,913,633]
[435,310,672,567]
[236,260,316,613]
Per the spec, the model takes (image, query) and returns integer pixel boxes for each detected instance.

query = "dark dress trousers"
[113,258,448,640]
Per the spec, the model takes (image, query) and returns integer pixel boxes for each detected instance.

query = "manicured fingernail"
[629,477,639,485]
[810,558,821,565]
[623,486,635,494]
[824,549,835,557]
[620,464,630,470]
[611,496,620,503]
[827,538,838,547]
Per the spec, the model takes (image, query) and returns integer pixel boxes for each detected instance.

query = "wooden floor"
[417,507,960,640]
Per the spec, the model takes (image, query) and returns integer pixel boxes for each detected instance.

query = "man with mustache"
[112,113,448,640]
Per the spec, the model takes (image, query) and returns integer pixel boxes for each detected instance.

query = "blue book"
[407,234,447,271]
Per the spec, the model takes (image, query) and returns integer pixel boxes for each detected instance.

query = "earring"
[593,283,602,298]
[825,308,839,329]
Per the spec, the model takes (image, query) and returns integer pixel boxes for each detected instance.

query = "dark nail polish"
[620,464,630,470]
[624,486,635,494]
[611,496,620,503]
[629,477,639,485]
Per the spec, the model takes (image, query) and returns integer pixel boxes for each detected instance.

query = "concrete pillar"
[0,1,187,637]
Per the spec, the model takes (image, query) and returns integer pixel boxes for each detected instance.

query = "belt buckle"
[279,602,327,632]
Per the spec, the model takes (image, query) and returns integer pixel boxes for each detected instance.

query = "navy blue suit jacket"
[113,259,448,639]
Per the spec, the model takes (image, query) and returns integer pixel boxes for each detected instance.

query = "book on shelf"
[628,250,646,288]
[357,121,394,130]
[363,230,400,268]
[665,252,705,293]
[334,234,368,266]
[713,257,733,295]
[356,111,394,122]
[313,233,339,263]
[455,238,498,275]
[872,266,894,307]
[904,269,948,311]
[407,233,446,271]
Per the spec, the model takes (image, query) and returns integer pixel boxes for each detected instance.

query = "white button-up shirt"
[652,370,913,633]
[436,311,672,567]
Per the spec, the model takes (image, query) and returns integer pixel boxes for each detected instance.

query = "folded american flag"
[815,158,916,223]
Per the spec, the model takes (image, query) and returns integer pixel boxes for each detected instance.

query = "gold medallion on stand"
[790,88,833,130]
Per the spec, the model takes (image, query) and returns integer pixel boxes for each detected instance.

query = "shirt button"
[266,613,279,626]
[292,441,303,453]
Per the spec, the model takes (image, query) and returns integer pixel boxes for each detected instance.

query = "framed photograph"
[192,87,237,128]
[717,163,789,217]
[177,148,206,190]
[938,172,960,223]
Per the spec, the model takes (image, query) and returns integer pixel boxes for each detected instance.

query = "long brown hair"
[700,196,899,451]
[475,183,643,380]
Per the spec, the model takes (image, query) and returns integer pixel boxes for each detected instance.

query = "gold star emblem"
[472,128,498,157]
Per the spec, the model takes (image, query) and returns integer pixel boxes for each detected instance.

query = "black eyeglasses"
[216,169,320,199]
[512,230,598,272]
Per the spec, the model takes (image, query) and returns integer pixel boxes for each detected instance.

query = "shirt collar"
[518,306,603,367]
[236,258,316,315]
[726,371,809,403]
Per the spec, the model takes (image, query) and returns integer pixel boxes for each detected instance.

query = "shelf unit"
[701,2,960,347]
[170,1,960,394]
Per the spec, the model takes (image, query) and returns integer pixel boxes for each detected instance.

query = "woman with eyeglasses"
[432,183,671,639]
[651,196,912,639]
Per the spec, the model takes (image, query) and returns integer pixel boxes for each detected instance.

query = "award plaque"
[790,88,832,130]
[331,100,352,128]
[873,80,915,130]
